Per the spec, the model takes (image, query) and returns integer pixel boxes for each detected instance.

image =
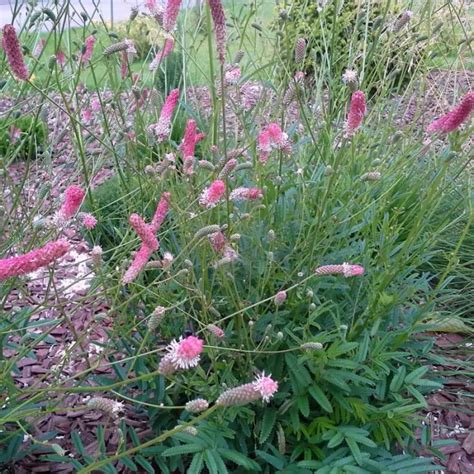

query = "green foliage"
[154,51,184,93]
[0,115,47,161]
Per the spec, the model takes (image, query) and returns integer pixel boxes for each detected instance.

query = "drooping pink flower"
[274,290,287,306]
[0,239,70,281]
[167,335,204,369]
[123,244,154,284]
[229,187,263,202]
[257,129,272,163]
[199,179,226,208]
[163,0,182,32]
[207,324,225,338]
[314,263,365,277]
[209,231,226,253]
[253,372,279,402]
[56,49,66,67]
[2,25,29,80]
[208,0,227,64]
[149,38,175,71]
[81,35,96,64]
[180,119,205,170]
[267,123,286,147]
[60,185,85,220]
[81,213,97,230]
[427,92,474,133]
[149,88,180,142]
[151,191,171,232]
[345,90,366,136]
[129,214,159,250]
[257,123,291,162]
[33,38,46,58]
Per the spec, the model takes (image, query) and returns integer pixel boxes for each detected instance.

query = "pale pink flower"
[149,38,175,71]
[257,129,272,163]
[185,398,209,413]
[253,372,279,402]
[240,82,261,111]
[33,38,46,58]
[167,335,204,369]
[180,119,205,168]
[81,108,92,122]
[224,65,241,85]
[56,49,66,67]
[161,251,174,270]
[60,185,85,220]
[209,231,226,252]
[208,0,227,64]
[9,126,21,144]
[427,92,474,133]
[151,192,171,232]
[129,214,159,250]
[123,244,154,284]
[2,25,29,80]
[199,179,226,208]
[0,239,69,281]
[81,35,96,64]
[345,90,366,136]
[214,245,239,268]
[229,187,263,202]
[314,263,365,277]
[91,99,101,111]
[274,290,287,306]
[149,88,180,142]
[207,324,225,338]
[158,353,178,376]
[81,213,97,230]
[258,123,291,162]
[91,245,103,266]
[163,0,182,32]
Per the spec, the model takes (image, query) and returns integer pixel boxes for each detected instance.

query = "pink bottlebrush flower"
[266,123,287,147]
[294,37,306,64]
[216,383,261,406]
[123,244,154,284]
[151,192,171,232]
[129,213,159,250]
[91,99,100,111]
[2,25,29,80]
[314,263,365,278]
[274,290,287,306]
[240,82,261,111]
[345,90,366,136]
[258,123,291,162]
[33,38,46,58]
[180,119,205,163]
[218,158,237,179]
[427,93,474,133]
[229,187,263,202]
[56,49,66,67]
[185,398,209,413]
[209,231,226,253]
[224,65,241,86]
[81,108,92,122]
[81,213,97,230]
[208,0,227,64]
[163,0,182,32]
[199,179,226,208]
[158,353,178,376]
[253,372,279,402]
[149,88,180,142]
[145,0,157,12]
[167,335,204,369]
[207,324,225,338]
[60,185,85,220]
[81,35,96,64]
[149,38,175,71]
[0,239,69,281]
[213,245,239,268]
[9,126,21,144]
[161,251,174,270]
[91,245,103,266]
[257,129,272,163]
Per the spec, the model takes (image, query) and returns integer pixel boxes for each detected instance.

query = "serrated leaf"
[255,449,285,469]
[259,408,277,444]
[219,448,261,471]
[187,452,204,474]
[162,444,203,457]
[308,385,333,413]
[346,438,363,466]
[405,366,428,384]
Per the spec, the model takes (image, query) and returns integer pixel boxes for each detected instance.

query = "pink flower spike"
[207,324,225,338]
[149,38,175,71]
[208,0,227,64]
[345,90,366,136]
[180,119,204,162]
[274,290,287,306]
[81,213,97,230]
[163,0,183,32]
[60,185,85,220]
[229,187,264,202]
[122,244,154,284]
[209,231,226,253]
[342,263,365,277]
[427,92,474,133]
[129,213,159,251]
[9,126,21,143]
[2,25,29,80]
[199,180,226,208]
[56,49,66,67]
[167,335,204,369]
[253,372,278,403]
[81,108,92,122]
[224,65,241,85]
[314,263,365,277]
[150,88,180,142]
[0,239,70,281]
[257,129,271,163]
[151,192,171,232]
[216,383,261,407]
[33,38,46,58]
[81,35,96,64]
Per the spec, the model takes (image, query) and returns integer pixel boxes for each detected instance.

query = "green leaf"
[187,452,204,474]
[389,366,406,393]
[135,455,155,473]
[259,408,277,444]
[255,449,285,469]
[204,450,219,474]
[405,366,428,384]
[327,431,344,448]
[162,445,203,457]
[219,448,261,471]
[308,385,333,413]
[119,456,138,472]
[346,438,363,466]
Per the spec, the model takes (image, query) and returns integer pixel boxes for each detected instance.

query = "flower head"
[274,290,287,306]
[2,25,29,80]
[149,38,175,71]
[199,180,226,208]
[149,88,180,142]
[314,263,365,277]
[207,324,225,338]
[163,0,183,32]
[81,213,97,230]
[294,37,306,64]
[81,35,96,64]
[427,92,474,134]
[60,185,85,220]
[253,372,278,402]
[345,90,366,136]
[229,187,264,202]
[87,397,124,417]
[185,398,209,413]
[208,0,227,64]
[167,335,204,369]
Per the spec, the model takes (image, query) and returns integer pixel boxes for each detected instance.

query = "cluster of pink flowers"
[240,82,262,111]
[81,213,97,230]
[81,35,96,64]
[180,119,205,174]
[258,123,291,163]
[199,179,226,208]
[216,373,278,406]
[149,38,175,71]
[314,263,365,278]
[123,192,171,284]
[229,187,264,202]
[274,290,287,306]
[163,0,182,32]
[345,90,366,137]
[148,88,180,142]
[209,231,226,252]
[208,0,227,64]
[60,185,85,220]
[0,239,70,281]
[159,335,204,375]
[224,65,241,86]
[2,24,29,80]
[427,92,474,134]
